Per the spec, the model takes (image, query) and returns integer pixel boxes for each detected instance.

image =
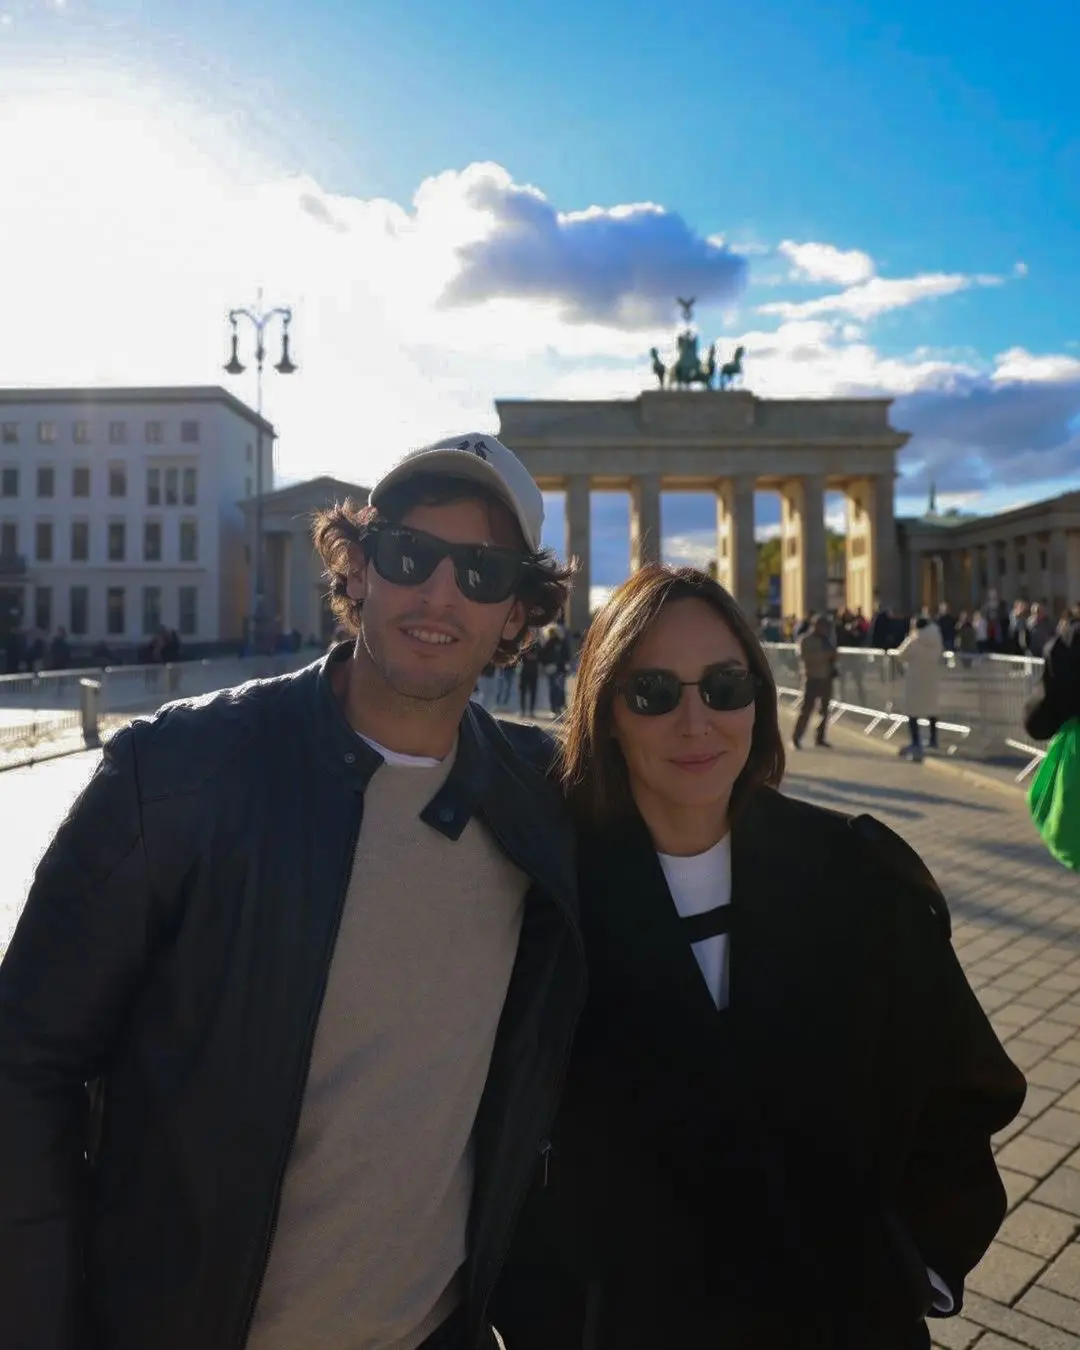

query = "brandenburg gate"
[496,391,909,634]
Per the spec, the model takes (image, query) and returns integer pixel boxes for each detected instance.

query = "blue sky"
[0,0,1078,587]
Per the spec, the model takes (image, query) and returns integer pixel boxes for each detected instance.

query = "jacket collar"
[581,790,861,1138]
[309,643,577,918]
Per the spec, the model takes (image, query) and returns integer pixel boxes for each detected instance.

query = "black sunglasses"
[616,665,760,717]
[365,525,530,605]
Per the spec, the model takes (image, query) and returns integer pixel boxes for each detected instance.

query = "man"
[0,433,583,1350]
[1026,602,1057,659]
[793,613,837,750]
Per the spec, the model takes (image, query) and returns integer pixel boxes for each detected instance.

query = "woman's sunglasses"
[365,526,530,605]
[616,665,760,717]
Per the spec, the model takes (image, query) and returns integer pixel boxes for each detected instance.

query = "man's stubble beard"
[360,622,474,704]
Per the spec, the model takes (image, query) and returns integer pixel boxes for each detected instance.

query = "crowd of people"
[763,596,1080,660]
[0,431,1026,1350]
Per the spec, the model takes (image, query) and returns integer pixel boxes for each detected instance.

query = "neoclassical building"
[898,490,1080,617]
[496,391,908,632]
[238,476,370,642]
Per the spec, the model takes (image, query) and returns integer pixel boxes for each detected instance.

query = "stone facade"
[496,391,908,632]
[239,476,370,643]
[898,490,1080,618]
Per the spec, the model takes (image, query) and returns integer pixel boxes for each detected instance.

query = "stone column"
[718,474,757,617]
[780,475,827,619]
[1067,532,1080,609]
[564,474,591,634]
[1001,537,1019,602]
[715,480,734,595]
[1049,528,1068,613]
[630,473,662,571]
[872,472,899,612]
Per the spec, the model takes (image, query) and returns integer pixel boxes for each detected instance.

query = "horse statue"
[650,346,667,389]
[718,344,745,390]
[670,331,715,389]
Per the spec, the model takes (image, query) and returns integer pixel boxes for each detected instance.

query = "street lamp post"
[223,291,298,652]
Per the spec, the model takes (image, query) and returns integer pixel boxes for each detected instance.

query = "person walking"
[496,565,1025,1350]
[897,615,944,760]
[518,637,541,718]
[0,433,583,1350]
[792,613,836,749]
[538,621,571,719]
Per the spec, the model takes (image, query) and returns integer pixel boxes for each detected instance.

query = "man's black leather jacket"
[0,646,584,1350]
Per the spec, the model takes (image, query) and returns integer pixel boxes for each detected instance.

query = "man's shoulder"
[121,660,318,800]
[492,718,561,777]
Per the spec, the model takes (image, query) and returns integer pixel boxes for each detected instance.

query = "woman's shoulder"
[743,789,950,936]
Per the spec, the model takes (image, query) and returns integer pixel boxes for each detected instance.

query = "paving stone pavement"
[781,714,1080,1349]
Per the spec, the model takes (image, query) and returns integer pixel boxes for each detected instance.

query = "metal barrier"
[762,643,1046,765]
[0,652,315,756]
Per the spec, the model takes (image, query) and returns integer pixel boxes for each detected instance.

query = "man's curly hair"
[312,473,576,665]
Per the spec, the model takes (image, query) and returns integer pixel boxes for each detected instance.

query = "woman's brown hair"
[559,564,785,824]
[311,473,576,665]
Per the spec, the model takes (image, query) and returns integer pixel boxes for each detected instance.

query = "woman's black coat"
[494,787,1026,1350]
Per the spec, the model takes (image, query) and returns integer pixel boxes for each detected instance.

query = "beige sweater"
[247,744,527,1350]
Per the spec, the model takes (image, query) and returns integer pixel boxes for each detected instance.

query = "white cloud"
[440,164,747,328]
[758,271,1003,323]
[777,240,874,287]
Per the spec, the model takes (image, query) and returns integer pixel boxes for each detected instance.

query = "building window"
[1,522,17,556]
[1,423,18,444]
[179,519,198,563]
[182,466,197,505]
[142,585,163,635]
[107,587,125,636]
[71,521,89,562]
[72,465,90,497]
[1040,549,1049,571]
[109,421,127,445]
[179,585,197,637]
[70,585,89,636]
[147,467,161,506]
[0,467,16,498]
[144,520,162,562]
[35,586,52,633]
[1017,552,1026,574]
[35,521,53,562]
[245,477,252,497]
[37,421,57,444]
[145,420,164,445]
[181,420,200,444]
[108,521,126,562]
[73,421,92,445]
[36,465,55,498]
[165,467,179,506]
[108,463,127,498]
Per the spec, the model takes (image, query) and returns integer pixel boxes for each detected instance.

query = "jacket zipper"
[539,1138,552,1188]
[232,801,364,1350]
[469,814,588,1345]
[472,1027,581,1345]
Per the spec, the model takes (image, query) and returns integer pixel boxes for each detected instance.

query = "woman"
[495,566,1024,1350]
[895,615,944,760]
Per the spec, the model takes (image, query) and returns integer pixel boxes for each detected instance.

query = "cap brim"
[370,449,539,552]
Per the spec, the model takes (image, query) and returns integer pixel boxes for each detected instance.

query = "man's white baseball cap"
[369,433,544,553]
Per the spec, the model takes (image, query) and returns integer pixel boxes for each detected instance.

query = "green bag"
[1028,717,1080,872]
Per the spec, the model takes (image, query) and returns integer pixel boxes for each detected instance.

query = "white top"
[657,834,732,1010]
[358,733,448,769]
